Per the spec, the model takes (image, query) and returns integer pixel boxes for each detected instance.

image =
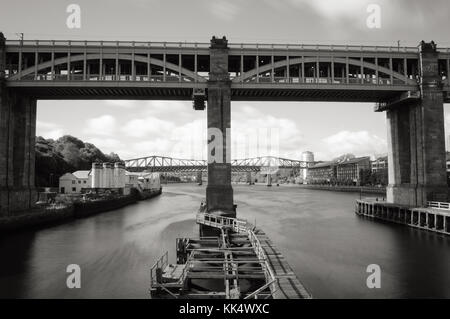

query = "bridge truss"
[123,155,314,173]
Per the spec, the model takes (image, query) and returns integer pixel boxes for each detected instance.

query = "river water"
[0,184,449,299]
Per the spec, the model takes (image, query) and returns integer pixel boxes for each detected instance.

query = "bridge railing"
[196,212,279,298]
[239,76,416,86]
[227,43,422,53]
[427,201,450,210]
[9,73,197,83]
[150,251,169,288]
[5,39,211,49]
[10,40,447,54]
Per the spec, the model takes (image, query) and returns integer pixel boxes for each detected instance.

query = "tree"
[35,135,122,187]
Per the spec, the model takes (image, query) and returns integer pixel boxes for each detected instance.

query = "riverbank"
[295,184,386,195]
[0,188,162,233]
[356,199,450,236]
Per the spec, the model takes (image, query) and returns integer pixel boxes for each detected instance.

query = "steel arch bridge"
[4,38,450,102]
[123,155,315,173]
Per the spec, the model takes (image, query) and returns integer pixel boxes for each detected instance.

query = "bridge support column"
[246,171,253,185]
[196,171,203,184]
[266,174,272,187]
[0,92,37,216]
[205,36,235,219]
[386,41,448,206]
[0,33,37,216]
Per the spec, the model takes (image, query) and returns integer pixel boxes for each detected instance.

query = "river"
[0,184,449,298]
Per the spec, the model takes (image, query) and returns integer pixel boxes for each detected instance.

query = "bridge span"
[124,155,313,173]
[3,37,450,103]
[0,34,449,216]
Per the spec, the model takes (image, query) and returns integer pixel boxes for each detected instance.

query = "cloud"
[121,119,206,160]
[83,115,117,136]
[288,0,369,19]
[231,105,305,159]
[85,137,124,154]
[104,100,138,109]
[116,104,307,160]
[36,121,64,140]
[142,100,192,120]
[319,130,387,160]
[121,117,176,138]
[208,0,239,21]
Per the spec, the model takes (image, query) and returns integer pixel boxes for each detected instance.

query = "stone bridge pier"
[0,33,37,215]
[384,41,448,206]
[266,174,272,187]
[205,36,235,218]
[246,171,254,185]
[196,171,203,184]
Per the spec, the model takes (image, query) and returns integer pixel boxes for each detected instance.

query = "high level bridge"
[1,34,449,216]
[2,38,450,102]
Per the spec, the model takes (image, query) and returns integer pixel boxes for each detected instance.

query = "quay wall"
[0,188,162,233]
[73,194,139,218]
[356,200,450,236]
[298,184,386,195]
[0,205,75,232]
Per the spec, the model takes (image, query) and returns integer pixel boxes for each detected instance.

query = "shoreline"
[231,182,386,195]
[0,188,162,234]
[294,184,386,195]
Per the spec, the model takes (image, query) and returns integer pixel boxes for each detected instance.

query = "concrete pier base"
[384,41,448,207]
[266,174,272,187]
[356,199,450,235]
[0,79,37,216]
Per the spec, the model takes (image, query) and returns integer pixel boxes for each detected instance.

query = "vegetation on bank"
[0,188,162,233]
[36,135,121,187]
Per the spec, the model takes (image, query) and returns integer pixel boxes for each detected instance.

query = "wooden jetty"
[150,212,311,299]
[356,199,450,236]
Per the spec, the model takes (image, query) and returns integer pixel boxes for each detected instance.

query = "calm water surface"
[1,184,449,298]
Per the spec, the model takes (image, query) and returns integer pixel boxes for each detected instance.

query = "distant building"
[307,162,336,184]
[59,170,91,194]
[91,162,126,189]
[336,157,371,185]
[301,151,314,184]
[138,172,161,190]
[371,156,388,173]
[307,156,371,186]
[59,162,161,195]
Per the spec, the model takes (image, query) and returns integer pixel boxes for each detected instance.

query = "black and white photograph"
[0,0,449,309]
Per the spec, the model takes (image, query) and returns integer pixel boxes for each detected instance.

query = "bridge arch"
[9,53,207,82]
[232,57,414,84]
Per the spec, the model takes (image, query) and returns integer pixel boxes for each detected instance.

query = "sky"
[1,0,450,161]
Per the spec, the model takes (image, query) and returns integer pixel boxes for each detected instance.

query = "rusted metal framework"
[124,155,315,172]
[150,212,312,299]
[4,39,450,102]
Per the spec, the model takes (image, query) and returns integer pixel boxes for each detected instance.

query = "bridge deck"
[4,38,450,103]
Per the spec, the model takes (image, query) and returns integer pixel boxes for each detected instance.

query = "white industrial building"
[59,162,161,194]
[300,151,314,184]
[59,170,91,194]
[91,162,126,189]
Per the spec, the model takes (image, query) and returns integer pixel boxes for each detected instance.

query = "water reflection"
[0,184,449,298]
